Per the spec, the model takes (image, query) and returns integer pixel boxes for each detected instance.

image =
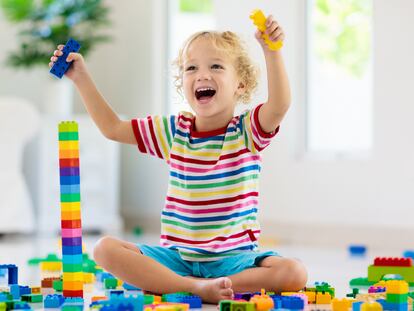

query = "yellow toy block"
[63,272,84,282]
[361,301,383,311]
[40,261,62,271]
[61,202,81,212]
[304,291,316,304]
[63,281,83,291]
[59,121,78,133]
[250,9,283,51]
[385,280,409,294]
[332,298,354,311]
[59,140,79,150]
[31,287,41,294]
[316,292,332,304]
[83,272,95,284]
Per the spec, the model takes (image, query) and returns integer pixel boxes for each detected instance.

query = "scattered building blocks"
[50,38,81,79]
[332,298,354,311]
[374,257,412,267]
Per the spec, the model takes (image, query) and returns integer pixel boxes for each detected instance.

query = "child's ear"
[236,81,246,95]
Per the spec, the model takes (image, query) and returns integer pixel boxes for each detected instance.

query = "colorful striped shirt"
[131,104,278,261]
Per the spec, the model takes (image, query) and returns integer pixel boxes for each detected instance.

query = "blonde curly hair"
[173,31,259,104]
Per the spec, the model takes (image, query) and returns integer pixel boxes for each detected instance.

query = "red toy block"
[373,257,412,267]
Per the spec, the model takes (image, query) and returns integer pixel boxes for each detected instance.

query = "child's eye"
[211,64,224,69]
[185,65,196,71]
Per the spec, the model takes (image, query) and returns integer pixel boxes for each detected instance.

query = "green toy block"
[0,302,5,311]
[28,253,61,265]
[59,131,79,141]
[62,305,83,311]
[368,265,414,282]
[144,295,154,304]
[104,278,118,289]
[346,288,360,298]
[386,293,408,303]
[53,279,63,292]
[21,294,43,303]
[61,193,81,202]
[63,263,83,272]
[349,277,373,286]
[59,121,78,133]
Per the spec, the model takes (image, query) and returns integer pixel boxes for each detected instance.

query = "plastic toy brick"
[250,289,274,311]
[249,9,283,51]
[332,298,354,311]
[104,278,118,289]
[280,296,305,309]
[63,290,84,298]
[63,272,84,282]
[352,301,364,311]
[91,296,108,302]
[53,279,63,291]
[21,293,43,303]
[386,293,408,304]
[219,300,255,311]
[41,277,61,288]
[123,282,141,291]
[61,305,83,311]
[316,292,332,304]
[234,292,254,301]
[346,288,360,298]
[31,286,41,294]
[50,38,81,79]
[44,294,65,308]
[0,264,18,284]
[377,299,408,311]
[403,250,414,259]
[374,257,412,267]
[164,295,202,309]
[40,261,62,271]
[349,245,367,256]
[385,280,409,294]
[303,291,316,304]
[83,272,95,284]
[360,300,384,311]
[61,219,82,229]
[62,245,82,255]
[368,265,414,283]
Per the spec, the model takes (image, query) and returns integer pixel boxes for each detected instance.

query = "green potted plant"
[0,0,111,68]
[0,0,112,114]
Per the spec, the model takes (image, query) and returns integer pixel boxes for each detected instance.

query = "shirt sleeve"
[130,115,177,161]
[239,103,279,153]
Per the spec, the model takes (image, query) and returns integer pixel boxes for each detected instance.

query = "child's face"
[182,38,244,120]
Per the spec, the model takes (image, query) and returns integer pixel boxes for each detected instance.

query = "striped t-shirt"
[131,104,278,261]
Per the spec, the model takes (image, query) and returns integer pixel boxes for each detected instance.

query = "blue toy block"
[109,290,124,297]
[349,245,367,256]
[19,286,31,296]
[60,175,80,186]
[10,284,20,299]
[62,253,83,264]
[62,245,83,255]
[44,294,65,308]
[0,265,18,285]
[403,250,414,260]
[50,38,81,79]
[13,302,31,309]
[281,296,304,310]
[377,299,408,311]
[96,272,114,282]
[164,294,202,308]
[352,301,363,311]
[60,184,81,194]
[122,283,141,291]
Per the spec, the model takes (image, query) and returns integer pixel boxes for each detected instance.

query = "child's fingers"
[53,49,63,57]
[266,21,279,35]
[58,44,65,50]
[265,15,274,27]
[48,62,53,68]
[66,52,81,62]
[270,27,284,41]
[50,56,58,62]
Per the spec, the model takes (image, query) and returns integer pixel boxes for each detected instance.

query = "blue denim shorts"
[136,244,279,278]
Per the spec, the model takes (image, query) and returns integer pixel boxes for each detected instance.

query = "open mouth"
[195,87,216,103]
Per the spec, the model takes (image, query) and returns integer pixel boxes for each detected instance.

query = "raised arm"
[49,45,136,145]
[254,15,291,133]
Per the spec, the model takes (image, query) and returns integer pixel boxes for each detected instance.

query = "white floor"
[0,232,405,309]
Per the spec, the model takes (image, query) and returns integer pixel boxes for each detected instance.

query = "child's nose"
[196,71,212,81]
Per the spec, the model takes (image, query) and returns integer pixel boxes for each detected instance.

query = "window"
[167,0,215,115]
[307,0,373,156]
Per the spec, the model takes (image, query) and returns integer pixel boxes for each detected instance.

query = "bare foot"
[192,277,233,304]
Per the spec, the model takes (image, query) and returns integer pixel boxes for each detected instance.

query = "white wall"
[1,0,413,248]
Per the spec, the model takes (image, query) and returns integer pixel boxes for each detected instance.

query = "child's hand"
[255,15,285,52]
[49,45,88,82]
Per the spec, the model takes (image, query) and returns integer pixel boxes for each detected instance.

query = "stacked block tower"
[58,121,83,298]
